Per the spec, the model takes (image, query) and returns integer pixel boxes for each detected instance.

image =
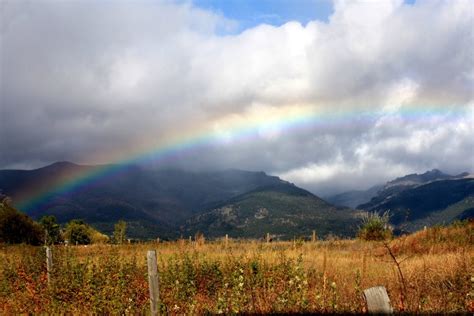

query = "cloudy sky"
[1,0,473,195]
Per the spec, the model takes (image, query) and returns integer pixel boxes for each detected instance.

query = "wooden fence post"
[225,234,228,247]
[363,286,393,314]
[147,250,160,316]
[312,230,317,242]
[266,233,270,243]
[46,246,52,286]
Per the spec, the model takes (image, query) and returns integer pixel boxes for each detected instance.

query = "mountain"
[1,161,344,239]
[4,162,469,239]
[0,162,172,238]
[327,169,470,209]
[324,169,473,233]
[357,169,471,210]
[183,183,359,239]
[358,178,474,232]
[383,169,468,188]
[325,185,383,208]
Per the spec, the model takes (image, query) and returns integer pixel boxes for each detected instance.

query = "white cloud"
[0,0,472,194]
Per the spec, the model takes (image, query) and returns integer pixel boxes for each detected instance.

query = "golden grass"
[0,223,472,314]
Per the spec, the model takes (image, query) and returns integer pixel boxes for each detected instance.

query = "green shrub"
[63,219,109,245]
[64,220,92,245]
[357,211,392,241]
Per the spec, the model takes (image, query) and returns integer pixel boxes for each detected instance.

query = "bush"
[64,219,92,245]
[357,211,392,241]
[90,229,110,244]
[64,219,109,245]
[0,196,44,245]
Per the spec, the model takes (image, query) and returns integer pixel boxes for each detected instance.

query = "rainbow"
[16,104,467,211]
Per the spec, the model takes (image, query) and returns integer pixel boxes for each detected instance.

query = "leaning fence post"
[45,246,52,286]
[147,250,160,316]
[363,286,393,314]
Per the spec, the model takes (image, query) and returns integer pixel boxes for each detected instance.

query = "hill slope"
[184,183,359,239]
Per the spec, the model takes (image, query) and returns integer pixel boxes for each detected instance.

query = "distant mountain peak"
[39,161,80,170]
[385,169,452,189]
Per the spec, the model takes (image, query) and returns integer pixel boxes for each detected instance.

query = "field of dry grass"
[1,222,472,314]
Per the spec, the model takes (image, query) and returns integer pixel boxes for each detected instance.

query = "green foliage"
[273,254,309,312]
[0,196,43,245]
[40,215,62,245]
[64,220,91,245]
[63,219,109,245]
[113,220,127,244]
[89,228,110,244]
[358,211,392,241]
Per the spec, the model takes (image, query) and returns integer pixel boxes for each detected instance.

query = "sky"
[0,0,473,196]
[192,0,334,31]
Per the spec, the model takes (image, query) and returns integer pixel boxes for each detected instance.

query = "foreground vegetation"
[1,222,472,314]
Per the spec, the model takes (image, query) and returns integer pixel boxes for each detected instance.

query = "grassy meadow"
[1,222,473,314]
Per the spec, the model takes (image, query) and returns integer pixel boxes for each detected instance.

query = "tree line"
[0,195,127,245]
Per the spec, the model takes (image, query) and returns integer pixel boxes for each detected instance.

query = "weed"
[0,224,472,314]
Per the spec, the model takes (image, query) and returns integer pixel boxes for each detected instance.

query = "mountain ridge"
[357,169,472,210]
[0,161,331,239]
[326,169,472,209]
[358,177,474,233]
[1,162,472,238]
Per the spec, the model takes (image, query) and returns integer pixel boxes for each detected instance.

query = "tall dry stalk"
[383,241,407,311]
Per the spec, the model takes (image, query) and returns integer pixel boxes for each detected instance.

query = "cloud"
[279,102,474,195]
[0,0,472,195]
